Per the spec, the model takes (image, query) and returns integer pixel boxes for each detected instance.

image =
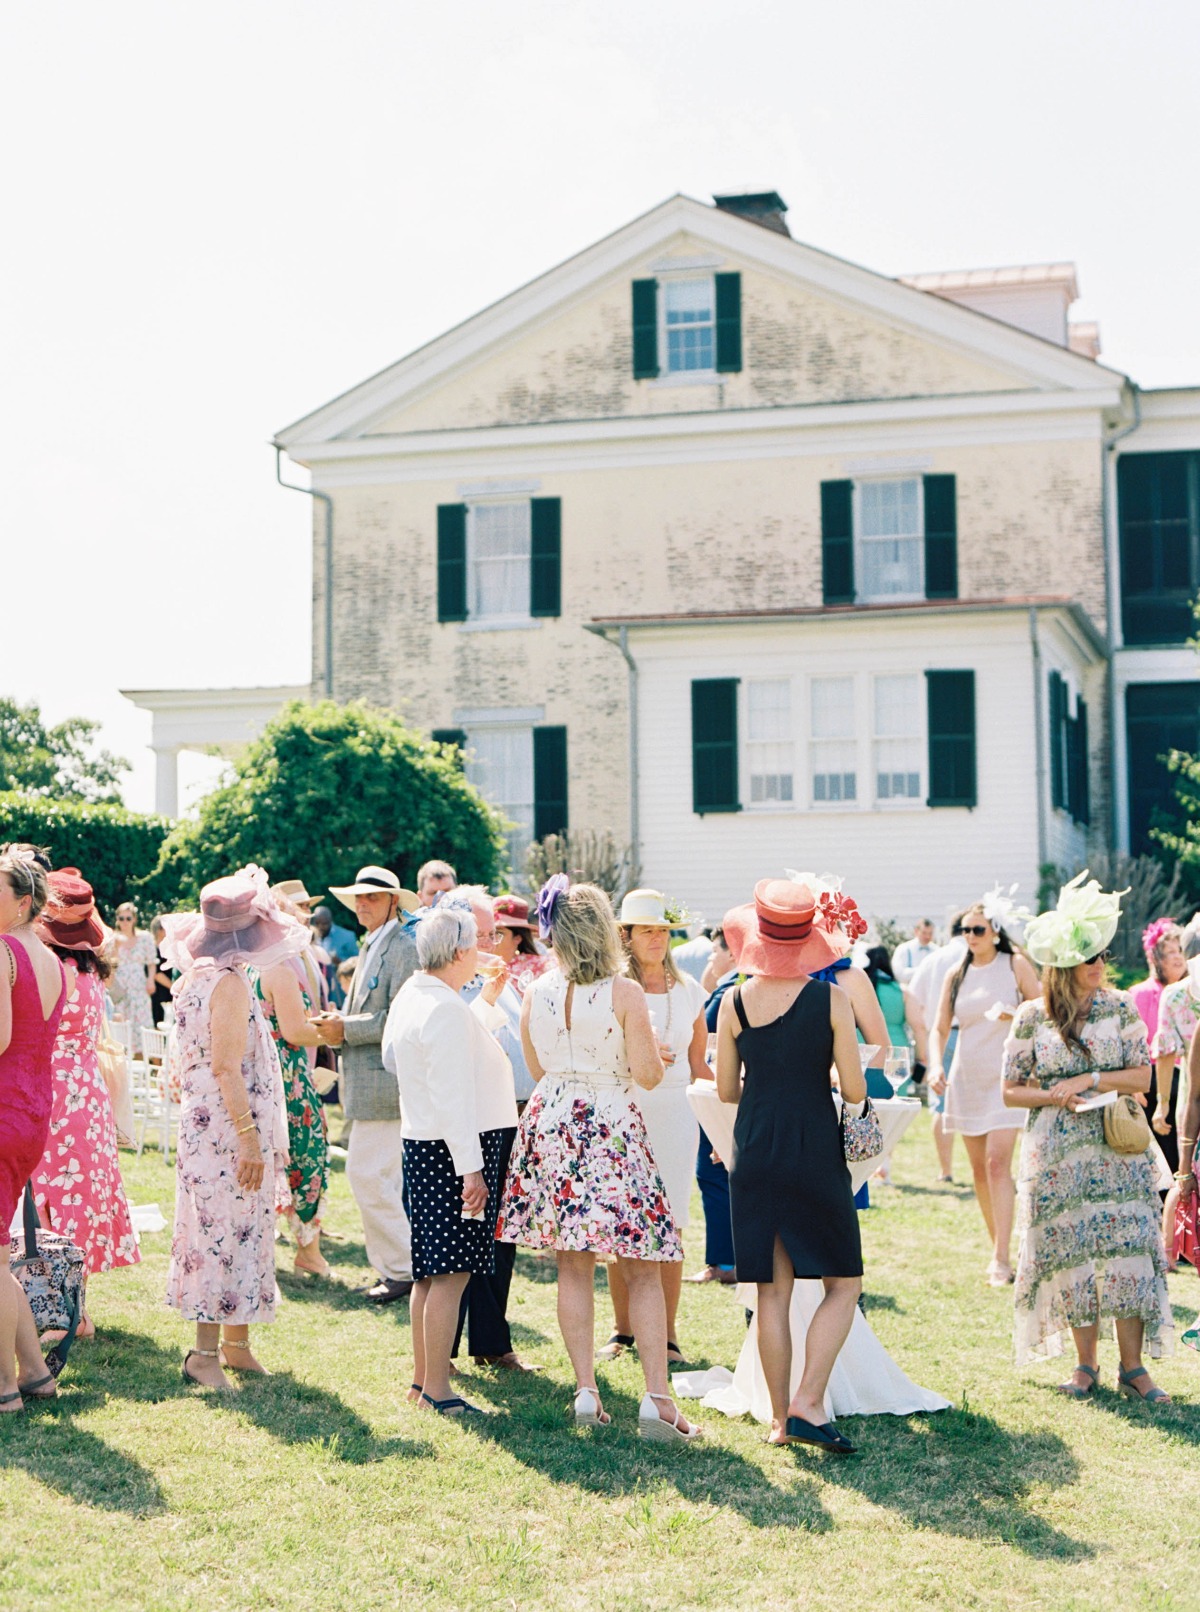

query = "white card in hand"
[984,1002,1014,1022]
[1072,1090,1118,1112]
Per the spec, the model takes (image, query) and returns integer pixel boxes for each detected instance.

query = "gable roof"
[275,193,1128,452]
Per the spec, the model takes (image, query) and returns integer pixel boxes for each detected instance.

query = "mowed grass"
[4,1116,1200,1612]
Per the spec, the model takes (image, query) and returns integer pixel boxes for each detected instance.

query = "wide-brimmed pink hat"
[36,869,110,953]
[160,865,310,974]
[722,879,844,978]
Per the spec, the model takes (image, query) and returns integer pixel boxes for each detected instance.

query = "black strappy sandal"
[16,1374,56,1401]
[596,1332,634,1361]
[421,1392,484,1416]
[0,1390,23,1413]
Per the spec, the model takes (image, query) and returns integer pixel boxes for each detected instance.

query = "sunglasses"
[1084,950,1112,965]
[964,925,992,938]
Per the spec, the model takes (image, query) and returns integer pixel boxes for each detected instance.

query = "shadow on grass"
[820,1401,1092,1557]
[456,1372,834,1530]
[0,1407,167,1516]
[892,1182,975,1200]
[225,1370,427,1463]
[860,1292,901,1314]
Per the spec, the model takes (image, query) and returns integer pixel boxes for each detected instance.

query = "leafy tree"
[144,701,506,910]
[0,793,171,918]
[0,697,128,804]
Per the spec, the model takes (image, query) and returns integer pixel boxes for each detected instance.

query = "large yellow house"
[235,192,1199,919]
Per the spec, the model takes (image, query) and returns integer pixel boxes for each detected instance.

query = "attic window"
[662,278,715,373]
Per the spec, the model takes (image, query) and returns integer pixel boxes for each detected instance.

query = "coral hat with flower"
[1022,871,1125,969]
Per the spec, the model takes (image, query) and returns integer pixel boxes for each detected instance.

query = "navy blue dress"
[728,981,863,1283]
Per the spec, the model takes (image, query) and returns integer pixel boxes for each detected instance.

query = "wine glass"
[884,1047,913,1097]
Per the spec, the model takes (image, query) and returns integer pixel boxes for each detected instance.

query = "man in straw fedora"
[314,865,420,1304]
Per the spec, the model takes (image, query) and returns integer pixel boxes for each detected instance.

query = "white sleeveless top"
[527,971,631,1090]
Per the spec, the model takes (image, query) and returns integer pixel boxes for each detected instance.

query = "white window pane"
[812,737,857,805]
[859,536,923,599]
[748,679,791,741]
[811,677,855,738]
[859,479,921,538]
[664,278,714,373]
[468,503,531,619]
[465,726,534,872]
[874,675,920,737]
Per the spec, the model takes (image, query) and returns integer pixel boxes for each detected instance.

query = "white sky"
[3,0,1198,814]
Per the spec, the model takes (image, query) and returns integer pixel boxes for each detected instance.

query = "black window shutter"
[923,474,958,600]
[530,497,561,618]
[431,728,467,768]
[533,726,569,841]
[437,504,468,622]
[926,671,976,808]
[1070,698,1090,826]
[821,480,855,605]
[715,272,742,373]
[1048,671,1066,811]
[692,679,741,814]
[632,279,659,379]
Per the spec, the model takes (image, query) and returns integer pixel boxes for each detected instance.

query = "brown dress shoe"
[472,1352,542,1372]
[362,1278,414,1304]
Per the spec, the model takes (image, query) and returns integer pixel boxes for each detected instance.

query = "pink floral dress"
[31,960,139,1276]
[166,965,289,1325]
[497,971,681,1260]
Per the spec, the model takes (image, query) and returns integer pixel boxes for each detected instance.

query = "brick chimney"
[713,191,790,237]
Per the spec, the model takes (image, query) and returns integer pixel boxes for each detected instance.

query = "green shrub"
[143,700,506,911]
[0,792,171,919]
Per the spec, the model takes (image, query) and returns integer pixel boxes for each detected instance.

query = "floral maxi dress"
[1003,989,1173,1366]
[109,930,157,1033]
[166,965,289,1324]
[32,961,139,1276]
[250,962,329,1248]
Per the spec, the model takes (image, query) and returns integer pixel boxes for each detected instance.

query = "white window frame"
[461,719,535,872]
[870,673,925,808]
[853,477,925,605]
[658,274,717,379]
[807,674,861,811]
[464,497,533,627]
[742,677,796,811]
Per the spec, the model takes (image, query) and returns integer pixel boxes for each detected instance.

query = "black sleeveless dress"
[728,980,863,1282]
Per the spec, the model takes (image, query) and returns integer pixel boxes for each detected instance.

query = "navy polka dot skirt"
[402,1127,508,1281]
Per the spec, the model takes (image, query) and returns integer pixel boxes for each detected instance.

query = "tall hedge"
[143,700,506,911]
[0,792,171,918]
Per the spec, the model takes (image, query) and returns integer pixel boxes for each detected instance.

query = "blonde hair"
[620,925,684,990]
[0,843,50,919]
[550,883,622,985]
[1043,963,1105,1054]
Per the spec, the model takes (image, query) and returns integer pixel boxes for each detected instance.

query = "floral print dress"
[166,965,289,1325]
[109,930,157,1033]
[250,961,328,1248]
[497,971,682,1261]
[1155,978,1200,1349]
[32,960,140,1277]
[1003,988,1173,1366]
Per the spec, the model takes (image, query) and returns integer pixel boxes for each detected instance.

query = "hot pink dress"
[0,936,66,1246]
[31,960,140,1276]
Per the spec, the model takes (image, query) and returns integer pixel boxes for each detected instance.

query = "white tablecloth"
[682,1082,950,1423]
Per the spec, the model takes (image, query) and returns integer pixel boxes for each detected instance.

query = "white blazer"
[382,972,518,1175]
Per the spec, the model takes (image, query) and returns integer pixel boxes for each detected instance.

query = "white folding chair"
[140,1027,171,1065]
[110,1020,137,1056]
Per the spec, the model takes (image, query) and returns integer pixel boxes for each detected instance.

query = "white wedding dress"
[680,1084,951,1423]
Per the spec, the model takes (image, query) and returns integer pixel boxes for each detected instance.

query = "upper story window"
[856,479,924,601]
[810,676,857,803]
[631,273,742,380]
[1118,450,1200,645]
[662,278,715,373]
[873,674,923,802]
[746,678,794,803]
[821,474,957,607]
[468,502,530,621]
[437,498,561,626]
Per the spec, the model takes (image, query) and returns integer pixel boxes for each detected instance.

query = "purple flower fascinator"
[536,873,571,941]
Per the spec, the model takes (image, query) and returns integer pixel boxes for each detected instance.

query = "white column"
[154,747,180,817]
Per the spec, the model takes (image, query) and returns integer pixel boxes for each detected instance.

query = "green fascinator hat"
[1022,871,1125,969]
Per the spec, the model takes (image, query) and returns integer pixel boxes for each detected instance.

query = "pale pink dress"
[943,954,1024,1136]
[166,965,289,1324]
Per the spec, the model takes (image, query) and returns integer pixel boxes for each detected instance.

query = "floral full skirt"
[278,1045,329,1246]
[497,1076,682,1261]
[1014,1106,1173,1366]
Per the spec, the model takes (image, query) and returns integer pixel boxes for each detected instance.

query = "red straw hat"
[721,878,843,979]
[35,868,109,953]
[493,894,534,929]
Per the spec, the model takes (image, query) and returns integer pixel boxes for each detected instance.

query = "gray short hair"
[415,905,477,970]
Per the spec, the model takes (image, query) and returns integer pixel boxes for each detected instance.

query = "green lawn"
[5,1116,1199,1611]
